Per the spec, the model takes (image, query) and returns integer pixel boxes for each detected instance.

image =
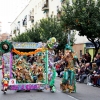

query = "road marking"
[56,89,79,100]
[67,95,79,100]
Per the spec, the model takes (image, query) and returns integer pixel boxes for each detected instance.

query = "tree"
[13,17,76,50]
[26,27,42,42]
[12,27,42,42]
[38,17,68,50]
[61,0,100,58]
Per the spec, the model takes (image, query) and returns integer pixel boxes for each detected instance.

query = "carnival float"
[0,37,58,94]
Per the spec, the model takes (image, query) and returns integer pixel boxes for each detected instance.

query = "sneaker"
[77,79,80,82]
[88,83,93,86]
[87,83,89,85]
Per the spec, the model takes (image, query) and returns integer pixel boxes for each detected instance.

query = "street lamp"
[67,28,70,45]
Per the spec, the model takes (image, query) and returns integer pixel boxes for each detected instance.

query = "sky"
[0,0,30,33]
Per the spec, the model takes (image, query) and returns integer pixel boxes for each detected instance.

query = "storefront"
[85,42,100,59]
[73,42,100,60]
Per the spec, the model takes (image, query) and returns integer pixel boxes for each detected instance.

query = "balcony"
[61,0,65,2]
[23,15,27,27]
[61,0,66,4]
[30,16,34,23]
[29,9,34,23]
[57,6,61,21]
[57,6,61,14]
[16,27,20,31]
[13,29,16,34]
[23,20,27,27]
[42,0,49,12]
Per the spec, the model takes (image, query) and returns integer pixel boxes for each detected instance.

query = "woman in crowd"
[85,52,91,63]
[95,53,100,68]
[79,63,91,83]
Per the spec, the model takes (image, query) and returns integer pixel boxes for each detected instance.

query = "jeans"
[80,74,87,82]
[87,75,92,83]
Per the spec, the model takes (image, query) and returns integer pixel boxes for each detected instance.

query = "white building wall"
[11,0,35,36]
[49,0,61,16]
[11,0,62,36]
[10,0,89,43]
[75,32,89,44]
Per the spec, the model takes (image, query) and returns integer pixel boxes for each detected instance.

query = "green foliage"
[61,0,100,58]
[12,17,75,50]
[12,27,42,42]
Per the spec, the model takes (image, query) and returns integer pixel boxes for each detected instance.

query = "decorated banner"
[9,84,45,90]
[12,42,43,49]
[3,53,11,75]
[12,48,46,55]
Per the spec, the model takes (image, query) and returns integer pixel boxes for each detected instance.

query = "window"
[51,11,54,17]
[80,50,82,57]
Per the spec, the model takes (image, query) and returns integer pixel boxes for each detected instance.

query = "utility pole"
[67,29,70,45]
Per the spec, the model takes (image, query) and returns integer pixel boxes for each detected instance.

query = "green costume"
[61,44,76,93]
[49,67,56,92]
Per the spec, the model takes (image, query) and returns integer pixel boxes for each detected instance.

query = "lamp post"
[67,28,70,45]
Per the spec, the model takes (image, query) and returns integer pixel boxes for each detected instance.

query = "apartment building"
[11,0,99,59]
[10,0,62,36]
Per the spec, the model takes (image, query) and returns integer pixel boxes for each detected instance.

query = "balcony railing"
[42,0,49,11]
[57,7,61,14]
[23,20,27,27]
[30,16,34,23]
[22,15,27,27]
[61,0,65,2]
[13,29,16,34]
[61,0,66,4]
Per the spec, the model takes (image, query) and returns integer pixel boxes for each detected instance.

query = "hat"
[65,44,74,52]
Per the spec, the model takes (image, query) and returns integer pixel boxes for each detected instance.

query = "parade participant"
[1,74,9,93]
[47,37,58,92]
[48,66,56,92]
[60,44,76,93]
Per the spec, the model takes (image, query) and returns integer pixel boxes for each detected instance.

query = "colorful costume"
[47,37,58,92]
[2,74,9,92]
[49,67,56,92]
[60,44,76,93]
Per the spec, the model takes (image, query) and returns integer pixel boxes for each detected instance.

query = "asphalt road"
[56,77,100,100]
[0,70,100,100]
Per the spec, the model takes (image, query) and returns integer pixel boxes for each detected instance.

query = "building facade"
[10,0,62,36]
[10,0,99,59]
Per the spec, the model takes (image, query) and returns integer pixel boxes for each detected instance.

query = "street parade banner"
[12,42,43,49]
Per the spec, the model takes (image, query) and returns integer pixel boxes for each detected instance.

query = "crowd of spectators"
[77,52,100,87]
[54,51,100,87]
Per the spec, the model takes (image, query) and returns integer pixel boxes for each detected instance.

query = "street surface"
[0,70,100,100]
